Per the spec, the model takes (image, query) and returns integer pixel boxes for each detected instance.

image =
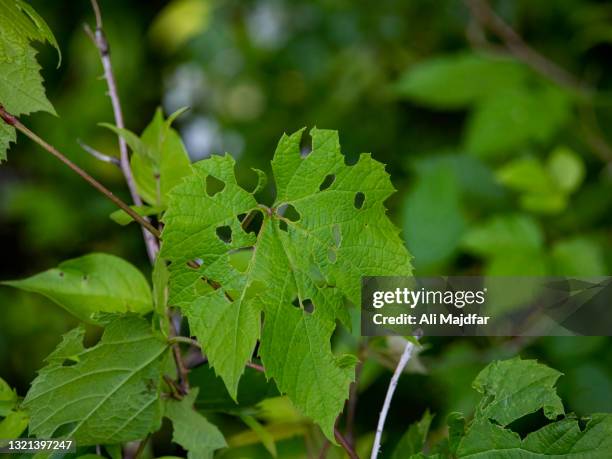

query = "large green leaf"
[0,0,60,161]
[161,128,412,439]
[23,316,169,445]
[164,389,226,459]
[2,253,152,323]
[391,410,433,459]
[457,415,612,458]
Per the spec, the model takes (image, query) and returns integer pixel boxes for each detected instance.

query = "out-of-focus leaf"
[462,214,543,257]
[149,0,211,54]
[466,85,570,157]
[0,378,17,417]
[0,410,28,439]
[240,414,277,457]
[403,166,465,272]
[551,237,606,276]
[395,53,526,109]
[165,389,226,459]
[547,146,585,193]
[2,253,152,323]
[391,410,433,459]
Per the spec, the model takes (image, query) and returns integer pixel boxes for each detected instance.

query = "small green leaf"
[24,316,169,445]
[547,146,585,193]
[462,214,543,257]
[110,205,165,226]
[2,253,153,323]
[239,414,277,457]
[165,389,226,459]
[0,410,28,439]
[391,410,433,459]
[472,357,564,426]
[551,237,606,276]
[0,377,17,416]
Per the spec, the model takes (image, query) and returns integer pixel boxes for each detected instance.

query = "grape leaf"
[164,389,226,459]
[0,0,60,161]
[101,108,192,206]
[457,415,612,458]
[23,316,169,445]
[2,253,153,323]
[472,357,564,426]
[161,128,412,439]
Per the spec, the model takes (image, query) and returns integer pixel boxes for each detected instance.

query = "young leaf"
[161,128,412,439]
[472,357,564,426]
[0,0,60,161]
[110,205,165,226]
[23,316,169,445]
[164,389,226,459]
[391,410,433,459]
[0,410,28,439]
[0,377,17,416]
[2,253,153,323]
[102,108,192,206]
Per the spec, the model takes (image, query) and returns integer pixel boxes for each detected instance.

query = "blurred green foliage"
[1,0,611,457]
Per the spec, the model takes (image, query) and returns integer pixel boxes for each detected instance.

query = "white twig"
[77,139,120,166]
[371,339,417,459]
[85,0,159,262]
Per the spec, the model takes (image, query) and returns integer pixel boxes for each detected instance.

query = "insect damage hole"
[216,225,232,243]
[291,297,315,314]
[354,192,365,209]
[206,175,225,197]
[319,174,335,191]
[277,203,300,222]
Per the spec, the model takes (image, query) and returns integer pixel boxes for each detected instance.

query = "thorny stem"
[370,339,417,459]
[0,106,161,238]
[86,0,159,263]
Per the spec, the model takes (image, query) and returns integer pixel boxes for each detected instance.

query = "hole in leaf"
[216,225,232,243]
[58,272,64,278]
[319,174,335,191]
[206,175,225,197]
[354,192,365,209]
[82,275,89,281]
[61,359,77,367]
[279,220,288,232]
[291,297,301,308]
[278,204,300,222]
[303,299,315,314]
[187,259,202,270]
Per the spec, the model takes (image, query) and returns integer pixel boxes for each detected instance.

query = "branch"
[0,105,161,238]
[85,0,159,262]
[77,139,120,166]
[335,428,359,459]
[464,0,591,97]
[370,339,417,459]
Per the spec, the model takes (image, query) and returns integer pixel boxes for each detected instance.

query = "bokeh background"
[1,0,611,457]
